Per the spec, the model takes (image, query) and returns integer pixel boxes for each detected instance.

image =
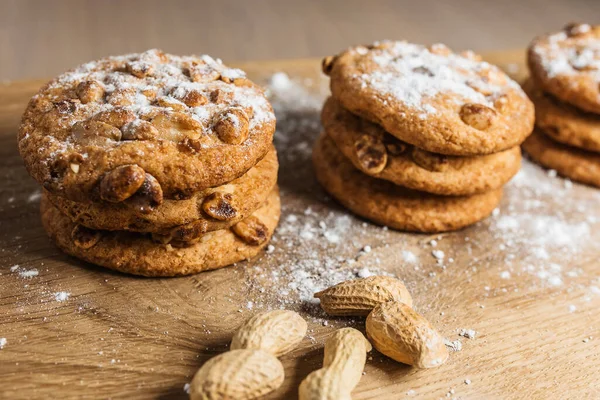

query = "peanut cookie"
[41,188,281,277]
[313,134,503,233]
[523,79,600,152]
[324,41,534,156]
[528,23,600,114]
[522,129,600,188]
[19,49,276,204]
[45,147,278,240]
[322,97,521,195]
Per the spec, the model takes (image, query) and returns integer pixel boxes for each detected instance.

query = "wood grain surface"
[2,0,600,81]
[1,51,600,400]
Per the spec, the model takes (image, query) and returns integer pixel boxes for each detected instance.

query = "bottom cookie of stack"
[313,134,503,233]
[41,189,281,277]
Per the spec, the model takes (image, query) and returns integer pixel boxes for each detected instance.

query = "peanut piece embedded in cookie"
[126,60,155,78]
[322,56,337,75]
[411,148,450,172]
[202,192,237,220]
[178,89,208,107]
[127,173,163,212]
[232,217,269,246]
[154,96,188,112]
[184,61,221,83]
[71,120,122,143]
[459,103,497,130]
[91,108,136,128]
[76,80,104,104]
[71,225,101,249]
[214,108,250,145]
[121,120,159,140]
[354,135,388,174]
[100,165,147,203]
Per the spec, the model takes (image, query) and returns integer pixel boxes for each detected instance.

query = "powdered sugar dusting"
[534,26,600,80]
[351,41,524,114]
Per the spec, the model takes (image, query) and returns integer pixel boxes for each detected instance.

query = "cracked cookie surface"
[322,97,521,195]
[19,49,276,203]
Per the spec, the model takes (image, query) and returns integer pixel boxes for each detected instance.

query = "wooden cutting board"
[1,51,599,400]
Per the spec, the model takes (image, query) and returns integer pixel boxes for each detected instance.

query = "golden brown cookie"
[522,128,600,188]
[324,41,534,156]
[41,189,281,277]
[528,23,600,114]
[313,134,503,233]
[19,49,276,204]
[523,79,600,152]
[322,97,521,195]
[45,147,278,241]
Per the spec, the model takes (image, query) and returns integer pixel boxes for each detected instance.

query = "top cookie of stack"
[315,41,535,232]
[18,49,280,276]
[524,23,600,187]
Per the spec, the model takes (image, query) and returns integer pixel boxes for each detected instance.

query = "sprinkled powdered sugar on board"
[227,70,600,319]
[0,338,6,349]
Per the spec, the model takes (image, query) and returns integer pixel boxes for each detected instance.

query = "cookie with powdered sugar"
[523,79,600,152]
[528,23,600,114]
[45,147,278,243]
[322,97,521,196]
[312,134,503,233]
[19,49,276,204]
[41,188,281,277]
[522,129,600,188]
[323,41,534,156]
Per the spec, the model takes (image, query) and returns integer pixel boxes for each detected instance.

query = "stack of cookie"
[18,50,280,276]
[524,23,600,188]
[315,41,535,232]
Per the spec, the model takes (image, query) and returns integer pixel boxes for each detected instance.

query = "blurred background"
[2,0,599,81]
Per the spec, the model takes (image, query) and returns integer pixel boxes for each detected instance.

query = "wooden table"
[1,51,599,399]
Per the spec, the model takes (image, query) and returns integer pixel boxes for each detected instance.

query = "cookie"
[313,134,503,233]
[523,79,600,152]
[324,41,534,156]
[19,49,276,204]
[522,129,600,188]
[528,23,600,114]
[322,97,521,195]
[41,188,281,277]
[45,147,278,241]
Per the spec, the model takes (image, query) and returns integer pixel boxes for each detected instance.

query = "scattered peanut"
[366,301,448,368]
[231,310,307,357]
[298,328,371,400]
[190,310,308,400]
[189,349,284,400]
[314,276,413,316]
